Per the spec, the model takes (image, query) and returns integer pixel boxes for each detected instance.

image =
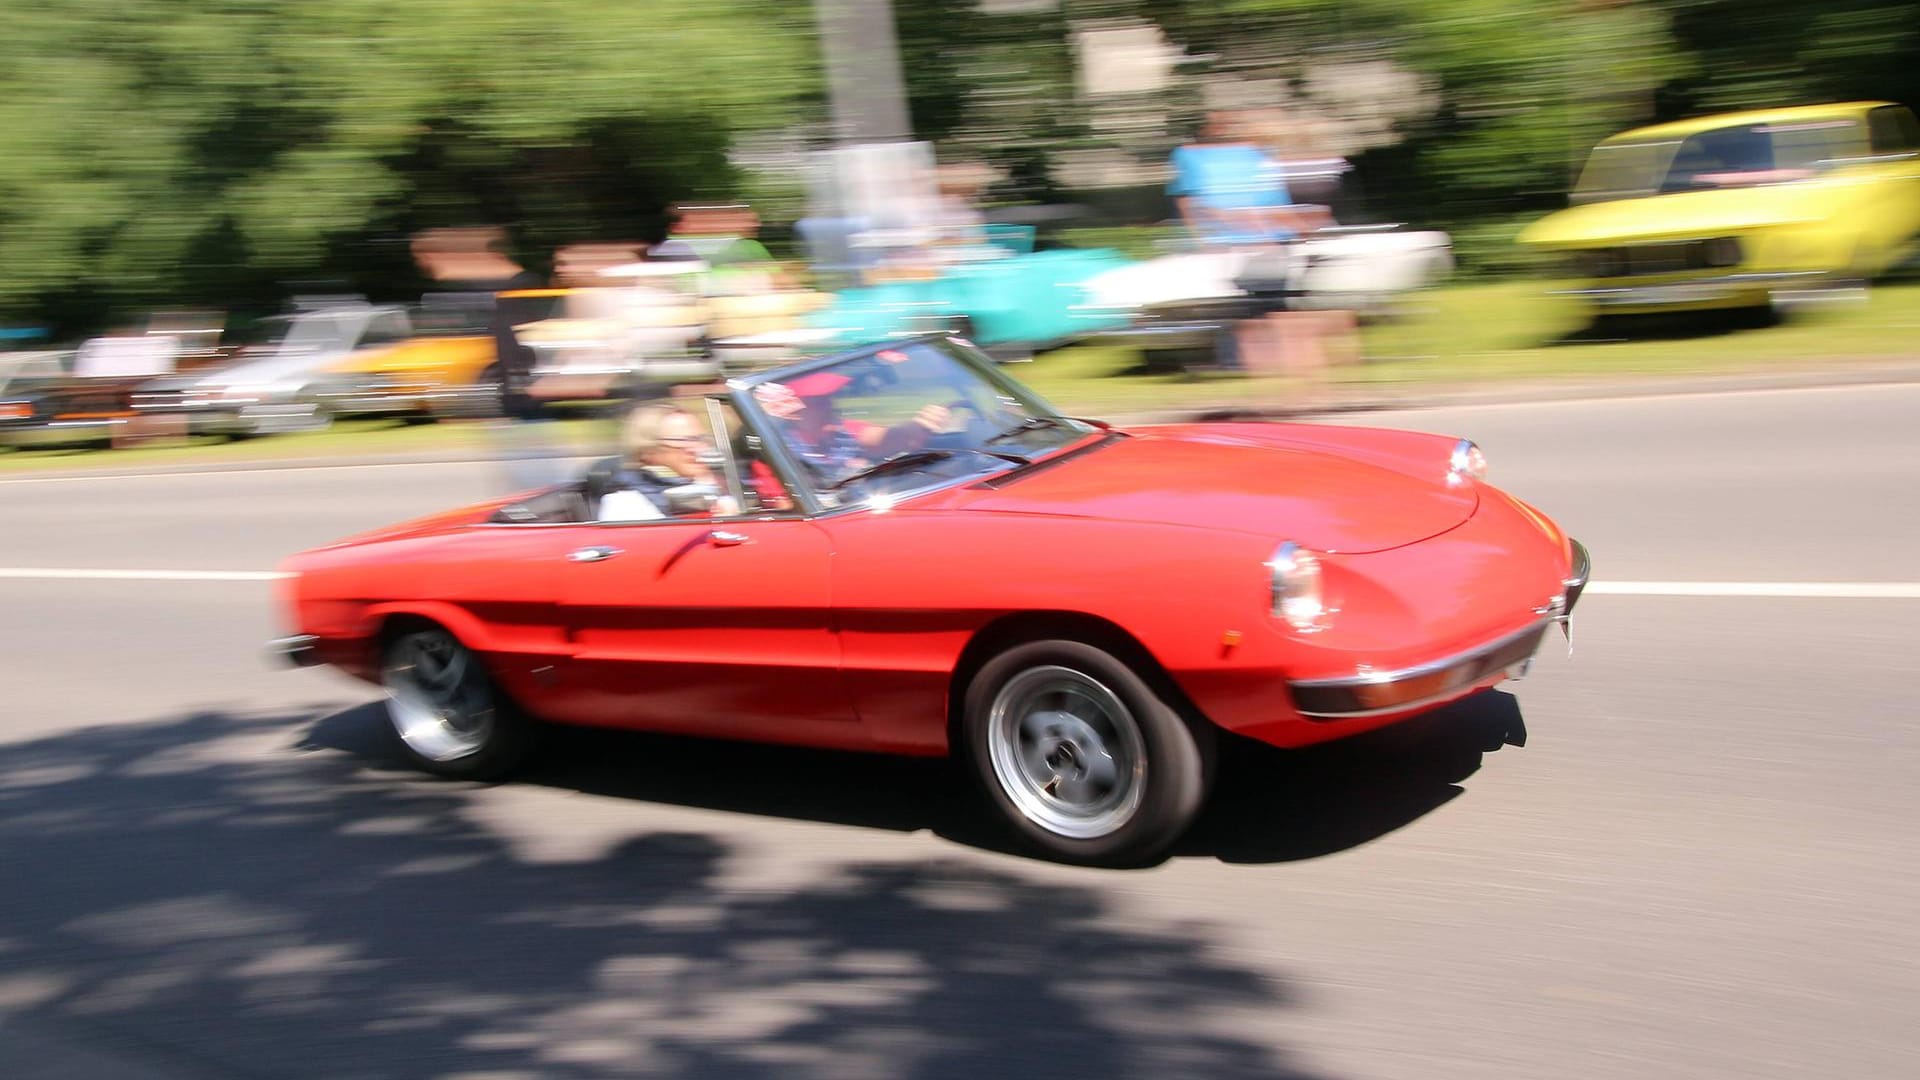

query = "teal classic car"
[793,144,1136,359]
[805,239,1134,358]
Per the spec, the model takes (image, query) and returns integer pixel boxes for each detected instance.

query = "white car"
[132,303,410,435]
[1083,227,1453,319]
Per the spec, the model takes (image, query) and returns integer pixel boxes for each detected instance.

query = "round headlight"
[1449,438,1487,483]
[1267,541,1328,632]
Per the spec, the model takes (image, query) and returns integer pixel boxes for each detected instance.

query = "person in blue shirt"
[1169,113,1331,246]
[1167,111,1353,387]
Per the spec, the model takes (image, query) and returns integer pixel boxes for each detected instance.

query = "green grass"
[6,280,1917,471]
[1348,279,1920,384]
[1023,279,1920,416]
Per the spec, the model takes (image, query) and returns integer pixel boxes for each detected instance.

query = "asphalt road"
[2,382,1916,1079]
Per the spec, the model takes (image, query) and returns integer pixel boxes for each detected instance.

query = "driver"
[753,371,952,482]
[591,403,735,520]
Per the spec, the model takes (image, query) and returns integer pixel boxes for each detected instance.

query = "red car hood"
[950,429,1476,553]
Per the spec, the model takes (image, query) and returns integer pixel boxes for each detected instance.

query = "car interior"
[488,396,792,526]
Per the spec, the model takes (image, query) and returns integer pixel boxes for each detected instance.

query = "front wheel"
[381,627,537,780]
[963,639,1212,865]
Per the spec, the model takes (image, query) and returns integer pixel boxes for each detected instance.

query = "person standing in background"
[1169,111,1354,401]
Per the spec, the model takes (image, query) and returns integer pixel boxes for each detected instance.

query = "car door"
[358,517,579,718]
[546,515,854,746]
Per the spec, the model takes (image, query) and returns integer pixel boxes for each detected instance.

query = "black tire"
[474,362,508,418]
[379,626,538,780]
[298,402,336,434]
[962,639,1213,866]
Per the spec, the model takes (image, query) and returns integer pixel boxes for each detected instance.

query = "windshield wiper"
[984,414,1073,445]
[823,447,1023,492]
[823,449,955,492]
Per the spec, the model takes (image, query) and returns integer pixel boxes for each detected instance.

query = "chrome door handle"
[567,545,623,563]
[708,530,752,547]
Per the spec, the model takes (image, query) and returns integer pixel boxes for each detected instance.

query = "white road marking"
[1587,581,1920,599]
[0,568,291,582]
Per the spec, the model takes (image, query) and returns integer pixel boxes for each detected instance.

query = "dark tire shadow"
[1182,691,1527,863]
[1549,306,1779,345]
[308,689,1529,867]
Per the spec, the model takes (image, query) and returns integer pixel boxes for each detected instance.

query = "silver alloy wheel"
[383,630,495,762]
[986,665,1147,839]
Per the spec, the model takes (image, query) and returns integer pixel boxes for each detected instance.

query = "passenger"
[753,371,951,483]
[591,403,736,520]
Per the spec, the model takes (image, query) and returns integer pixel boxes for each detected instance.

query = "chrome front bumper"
[0,418,126,448]
[268,634,321,668]
[1555,272,1825,309]
[1289,540,1590,720]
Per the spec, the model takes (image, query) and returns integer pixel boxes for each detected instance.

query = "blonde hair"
[621,403,699,466]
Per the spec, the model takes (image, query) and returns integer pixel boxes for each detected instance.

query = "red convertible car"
[272,335,1588,864]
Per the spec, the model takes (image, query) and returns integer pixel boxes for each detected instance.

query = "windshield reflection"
[748,340,1090,505]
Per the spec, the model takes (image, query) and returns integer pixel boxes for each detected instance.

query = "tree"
[1656,0,1920,118]
[0,0,819,333]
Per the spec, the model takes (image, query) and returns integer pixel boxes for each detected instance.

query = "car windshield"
[747,339,1092,507]
[1572,118,1866,203]
[0,352,71,391]
[276,309,372,360]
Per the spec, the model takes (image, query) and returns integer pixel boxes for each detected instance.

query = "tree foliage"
[2,0,1915,329]
[0,0,818,330]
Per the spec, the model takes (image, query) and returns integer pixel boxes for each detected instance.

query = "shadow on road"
[1187,691,1527,864]
[0,707,1329,1078]
[307,687,1529,867]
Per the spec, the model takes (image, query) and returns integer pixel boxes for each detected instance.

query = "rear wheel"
[963,639,1212,866]
[470,362,507,419]
[380,626,536,780]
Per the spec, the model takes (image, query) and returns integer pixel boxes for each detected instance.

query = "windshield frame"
[728,335,1099,517]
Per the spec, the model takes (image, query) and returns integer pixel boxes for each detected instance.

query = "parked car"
[0,351,75,447]
[270,334,1588,865]
[0,315,229,448]
[802,238,1137,358]
[1519,101,1920,315]
[325,293,503,419]
[792,142,1137,359]
[1064,145,1453,366]
[133,302,419,435]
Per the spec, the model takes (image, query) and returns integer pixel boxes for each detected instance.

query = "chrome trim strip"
[1565,538,1591,588]
[1554,271,1827,305]
[1563,538,1591,613]
[268,634,320,668]
[1293,618,1548,690]
[1289,618,1552,719]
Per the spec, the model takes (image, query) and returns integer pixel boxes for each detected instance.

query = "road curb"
[9,360,1920,479]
